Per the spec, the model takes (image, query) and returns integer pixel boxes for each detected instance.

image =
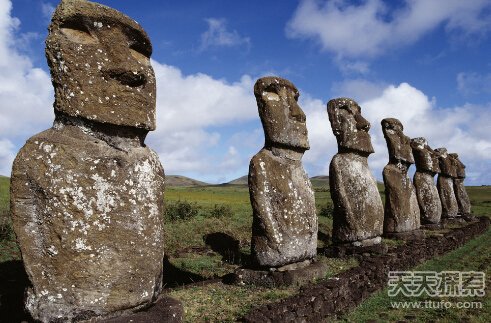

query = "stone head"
[410,137,440,174]
[46,0,156,130]
[449,153,466,179]
[254,76,309,150]
[327,98,374,155]
[381,118,414,164]
[435,148,457,178]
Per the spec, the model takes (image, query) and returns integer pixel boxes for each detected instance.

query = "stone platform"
[231,260,328,287]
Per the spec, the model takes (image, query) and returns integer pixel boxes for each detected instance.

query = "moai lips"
[327,98,383,245]
[249,76,317,268]
[381,118,420,235]
[411,137,442,225]
[10,1,165,321]
[449,153,471,216]
[435,148,459,218]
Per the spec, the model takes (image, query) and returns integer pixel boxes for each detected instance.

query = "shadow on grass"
[162,255,207,288]
[203,232,250,266]
[0,260,32,322]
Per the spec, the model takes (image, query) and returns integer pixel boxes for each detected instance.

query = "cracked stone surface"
[327,98,383,244]
[381,118,420,234]
[249,76,317,268]
[411,137,442,224]
[10,0,165,321]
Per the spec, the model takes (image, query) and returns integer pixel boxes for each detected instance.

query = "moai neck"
[270,145,304,161]
[53,113,147,151]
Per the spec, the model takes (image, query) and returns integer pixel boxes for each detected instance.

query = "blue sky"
[1,0,490,185]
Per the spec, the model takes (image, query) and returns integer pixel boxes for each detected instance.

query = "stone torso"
[329,152,383,243]
[413,172,442,224]
[382,162,420,233]
[249,149,317,267]
[11,125,165,321]
[437,175,459,218]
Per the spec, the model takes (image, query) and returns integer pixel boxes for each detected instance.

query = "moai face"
[381,118,414,164]
[435,148,456,177]
[254,76,309,150]
[449,153,466,178]
[410,137,440,174]
[327,98,374,155]
[46,0,156,130]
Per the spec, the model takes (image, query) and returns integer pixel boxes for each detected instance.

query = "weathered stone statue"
[435,148,459,218]
[327,98,383,247]
[381,118,421,238]
[411,137,442,226]
[10,0,165,321]
[449,153,471,216]
[249,76,317,268]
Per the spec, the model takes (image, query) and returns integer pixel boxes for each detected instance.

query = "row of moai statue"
[9,0,473,321]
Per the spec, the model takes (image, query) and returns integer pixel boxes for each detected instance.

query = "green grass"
[169,283,297,323]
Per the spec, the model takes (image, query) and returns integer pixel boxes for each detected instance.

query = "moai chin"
[449,153,471,216]
[10,0,165,321]
[411,137,442,225]
[435,148,459,218]
[327,98,383,246]
[381,118,421,236]
[248,76,317,268]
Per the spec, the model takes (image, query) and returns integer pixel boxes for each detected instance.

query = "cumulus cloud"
[199,18,251,51]
[301,81,491,185]
[146,61,258,182]
[0,138,15,175]
[286,0,491,59]
[0,0,54,176]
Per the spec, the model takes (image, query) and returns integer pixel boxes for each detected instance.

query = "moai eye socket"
[129,45,150,64]
[60,21,98,45]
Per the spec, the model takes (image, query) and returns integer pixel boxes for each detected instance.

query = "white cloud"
[0,0,54,152]
[301,81,491,185]
[146,61,258,181]
[286,0,491,59]
[199,18,251,51]
[457,72,491,96]
[0,138,15,176]
[330,79,387,102]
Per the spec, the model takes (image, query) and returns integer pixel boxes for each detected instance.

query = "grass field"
[0,176,490,322]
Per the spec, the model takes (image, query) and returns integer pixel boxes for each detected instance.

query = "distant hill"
[227,175,248,185]
[309,175,330,190]
[225,174,331,188]
[166,175,209,187]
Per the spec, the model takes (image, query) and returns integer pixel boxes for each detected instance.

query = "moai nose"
[355,113,370,131]
[102,33,148,87]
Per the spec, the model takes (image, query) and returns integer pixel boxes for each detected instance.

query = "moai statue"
[249,76,317,268]
[411,137,442,226]
[327,98,384,247]
[10,0,165,321]
[449,153,471,216]
[435,148,459,218]
[381,119,421,238]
